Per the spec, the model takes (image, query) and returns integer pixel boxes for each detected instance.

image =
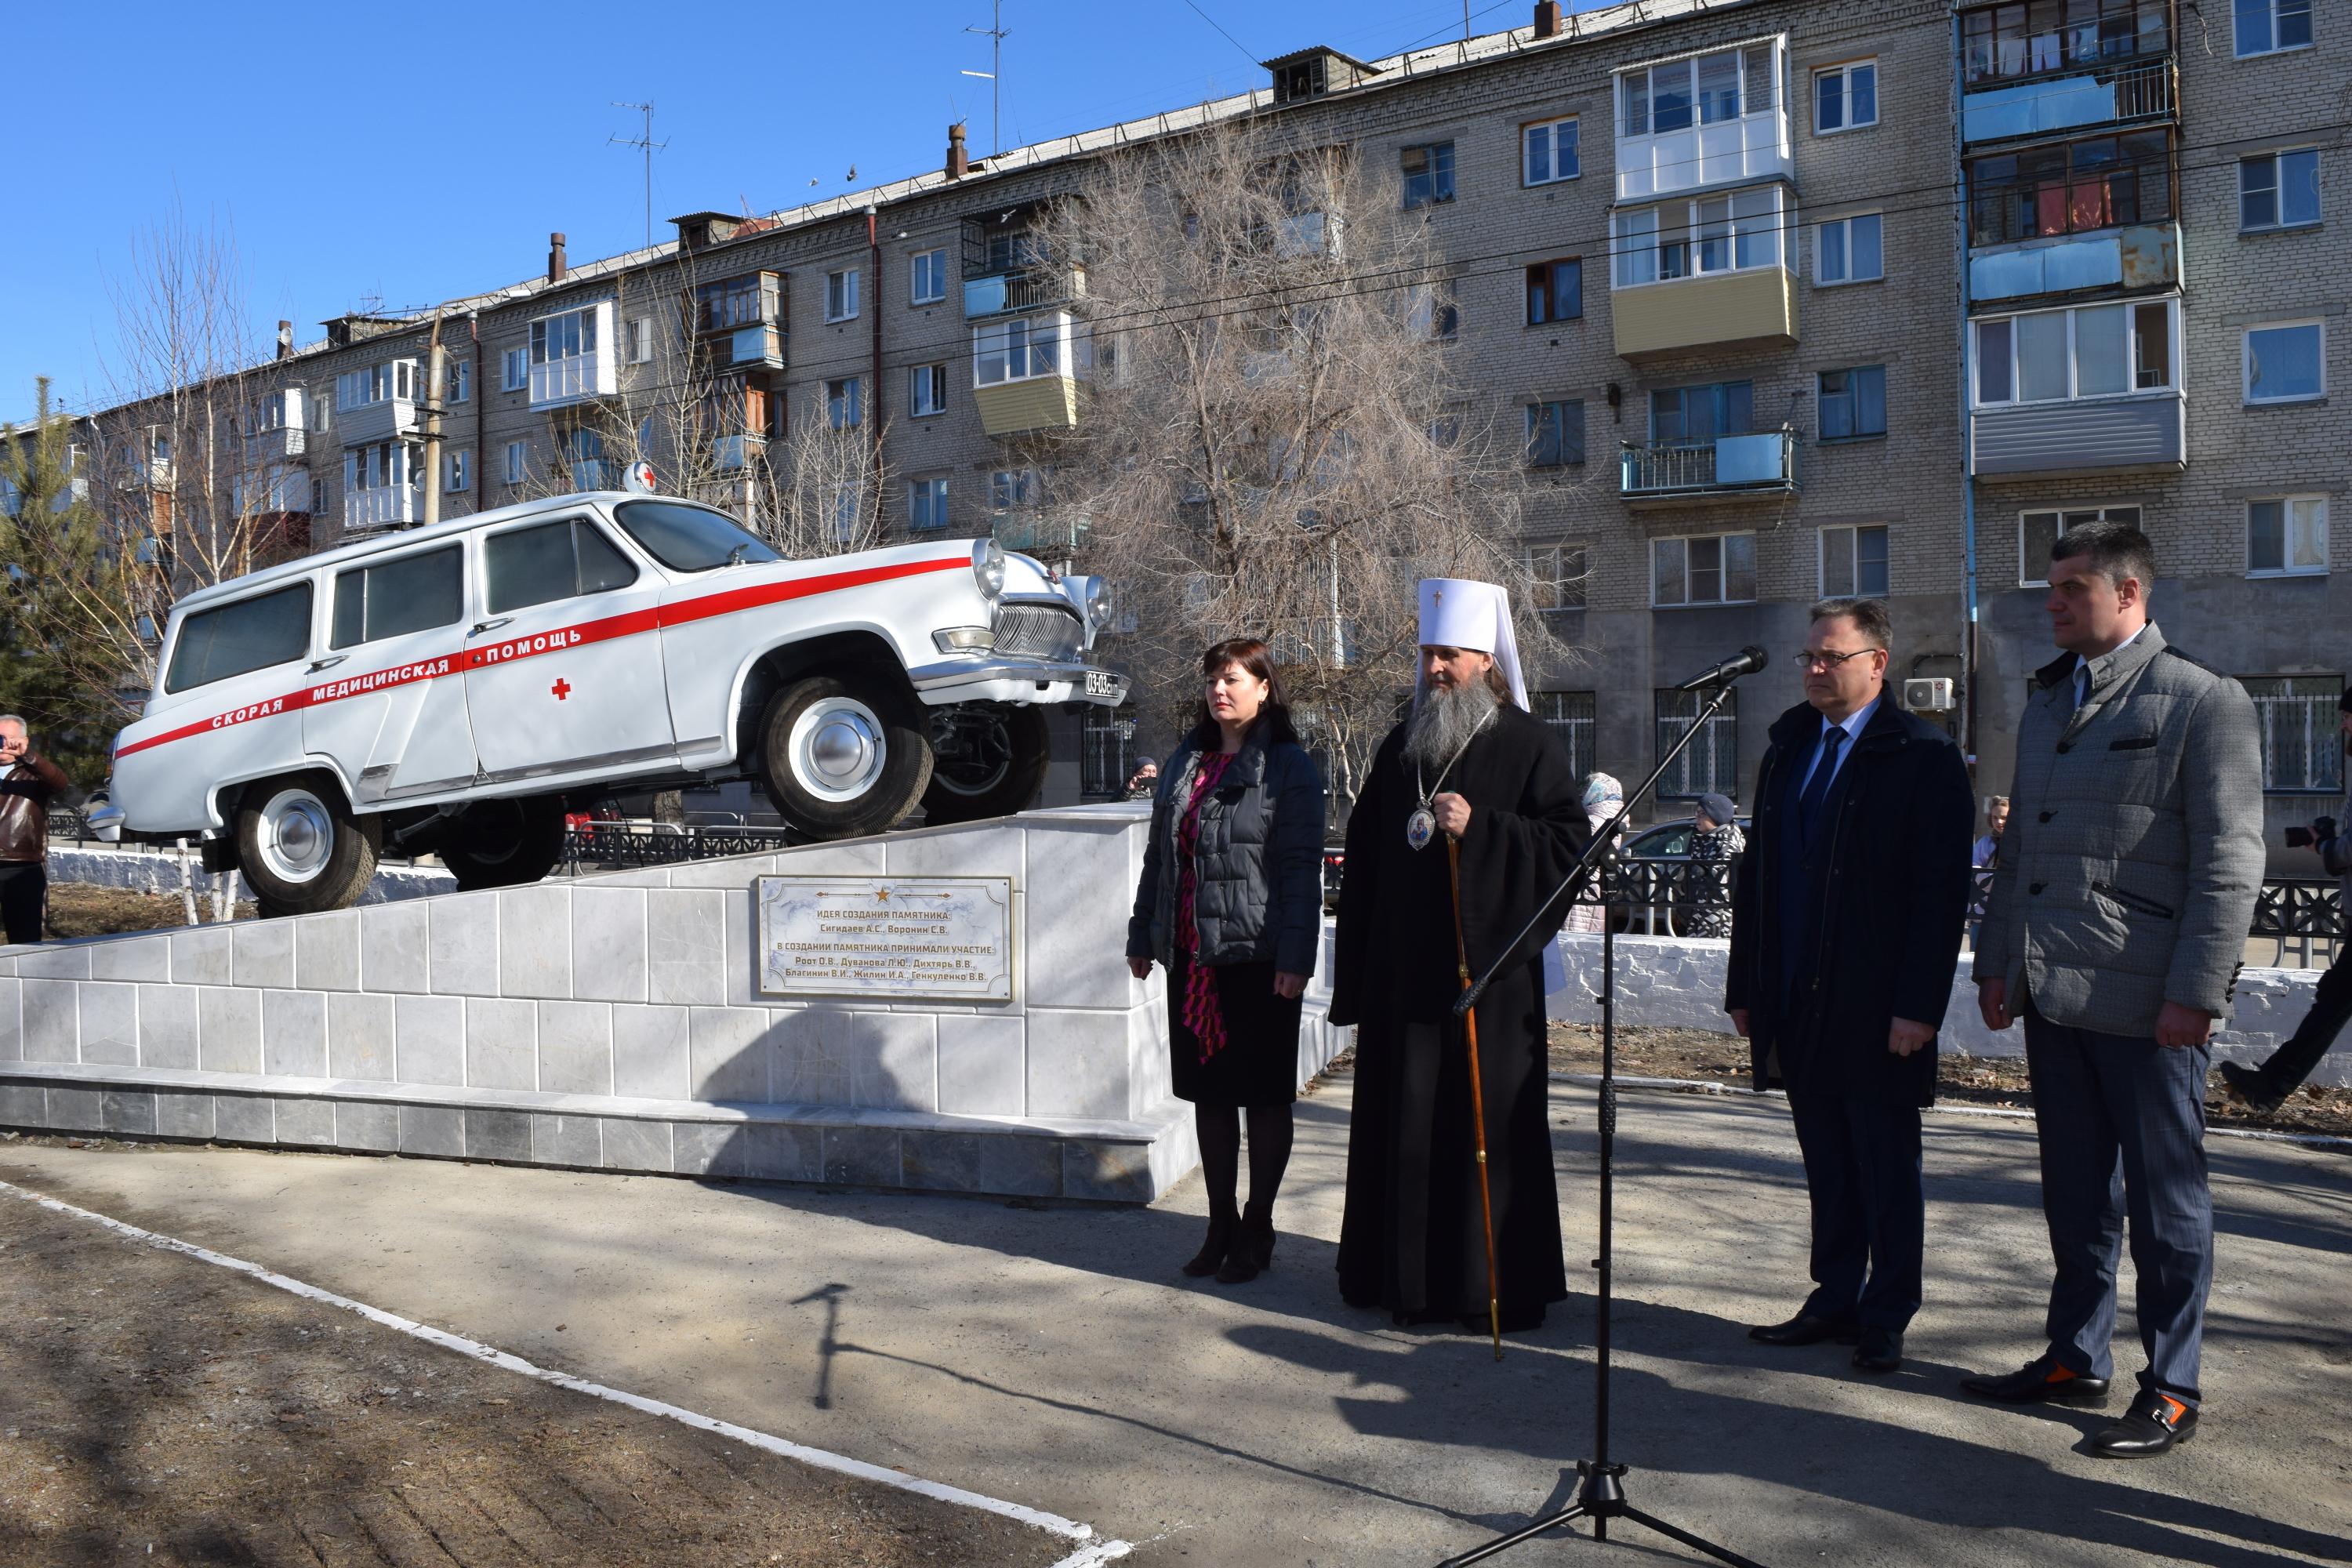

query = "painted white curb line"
[0,1178,1131,1566]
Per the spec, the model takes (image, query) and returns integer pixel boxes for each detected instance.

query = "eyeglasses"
[1791,648,1882,673]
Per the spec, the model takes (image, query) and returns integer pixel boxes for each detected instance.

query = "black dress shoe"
[2219,1061,2286,1116]
[1959,1356,2111,1406]
[1748,1312,1863,1347]
[2089,1389,2198,1457]
[1852,1328,1903,1374]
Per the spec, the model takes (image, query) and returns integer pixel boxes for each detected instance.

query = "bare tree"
[750,394,895,559]
[1043,118,1581,807]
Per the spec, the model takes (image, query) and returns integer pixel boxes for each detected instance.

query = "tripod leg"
[1617,1506,1773,1568]
[1436,1504,1592,1568]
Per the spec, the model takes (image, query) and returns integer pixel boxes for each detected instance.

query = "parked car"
[1617,814,1752,936]
[109,490,1127,916]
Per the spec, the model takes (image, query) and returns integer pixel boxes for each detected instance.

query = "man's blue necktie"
[1797,728,1845,846]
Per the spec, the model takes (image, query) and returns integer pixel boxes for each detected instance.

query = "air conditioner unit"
[1904,677,1955,712]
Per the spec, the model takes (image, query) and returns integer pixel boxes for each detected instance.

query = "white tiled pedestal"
[1,804,1353,1201]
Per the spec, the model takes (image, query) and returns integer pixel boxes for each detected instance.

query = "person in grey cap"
[1683,791,1743,939]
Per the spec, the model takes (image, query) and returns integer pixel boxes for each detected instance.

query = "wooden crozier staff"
[1444,833,1504,1361]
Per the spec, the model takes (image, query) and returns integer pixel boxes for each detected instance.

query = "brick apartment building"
[19,0,2346,846]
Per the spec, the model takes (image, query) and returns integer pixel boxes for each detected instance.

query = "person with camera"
[0,716,72,946]
[2220,688,2352,1115]
[1127,639,1324,1285]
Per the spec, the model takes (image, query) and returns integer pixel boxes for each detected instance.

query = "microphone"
[1673,645,1769,691]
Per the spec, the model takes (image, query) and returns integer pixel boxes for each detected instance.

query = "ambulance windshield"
[613,500,782,572]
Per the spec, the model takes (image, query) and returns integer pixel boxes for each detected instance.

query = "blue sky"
[1,0,1545,421]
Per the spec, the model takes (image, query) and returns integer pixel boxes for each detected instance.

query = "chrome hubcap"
[257,789,334,884]
[790,697,887,802]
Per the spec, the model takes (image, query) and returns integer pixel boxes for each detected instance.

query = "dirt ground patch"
[39,884,256,941]
[1548,1022,2352,1139]
[0,1183,1070,1568]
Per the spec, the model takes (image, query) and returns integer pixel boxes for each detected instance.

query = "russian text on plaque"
[754,876,1015,1002]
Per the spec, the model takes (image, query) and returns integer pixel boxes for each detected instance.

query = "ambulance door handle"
[307,655,347,673]
[470,617,512,636]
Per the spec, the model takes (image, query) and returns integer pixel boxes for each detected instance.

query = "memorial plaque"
[754,876,1014,1001]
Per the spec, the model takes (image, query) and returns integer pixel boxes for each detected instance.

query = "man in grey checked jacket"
[1962,521,2263,1459]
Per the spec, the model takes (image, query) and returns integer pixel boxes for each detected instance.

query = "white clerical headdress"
[1416,578,1529,710]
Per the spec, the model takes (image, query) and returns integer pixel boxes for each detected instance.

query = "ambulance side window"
[329,546,464,649]
[164,582,314,694]
[485,519,640,615]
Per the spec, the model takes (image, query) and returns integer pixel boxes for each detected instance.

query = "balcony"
[1962,56,2173,147]
[964,266,1085,320]
[1613,267,1797,358]
[528,302,617,412]
[1969,222,2178,304]
[1970,390,2184,477]
[343,485,421,531]
[710,434,765,473]
[1613,39,1792,203]
[695,273,786,369]
[972,376,1082,438]
[991,510,1089,557]
[338,396,414,448]
[961,205,1082,320]
[1620,431,1798,502]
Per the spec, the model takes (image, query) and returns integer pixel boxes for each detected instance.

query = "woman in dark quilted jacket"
[1127,639,1326,1284]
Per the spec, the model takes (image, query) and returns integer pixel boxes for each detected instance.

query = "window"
[911,249,948,306]
[165,583,314,693]
[329,546,463,650]
[2245,321,2325,403]
[1966,131,2172,246]
[2234,0,2313,56]
[909,476,949,531]
[1528,543,1588,612]
[625,317,654,365]
[1655,687,1741,799]
[503,347,528,391]
[2017,504,2140,586]
[2241,150,2322,230]
[1400,142,1455,209]
[909,363,948,418]
[1613,186,1786,285]
[1819,366,1887,439]
[612,500,779,572]
[1534,691,1597,782]
[2249,496,2328,575]
[530,307,597,366]
[1652,380,1753,442]
[335,361,416,411]
[1974,300,2176,404]
[1406,281,1458,340]
[1814,60,1878,132]
[826,377,862,429]
[1652,533,1757,606]
[1526,401,1586,468]
[1963,0,2171,83]
[1526,258,1582,325]
[485,519,638,615]
[1620,43,1777,136]
[503,441,529,485]
[972,314,1067,385]
[444,448,471,494]
[447,360,470,404]
[1523,117,1580,186]
[695,273,779,332]
[343,441,417,495]
[1820,524,1890,597]
[990,468,1040,512]
[825,269,860,322]
[311,391,332,432]
[1816,213,1884,284]
[2243,677,2345,792]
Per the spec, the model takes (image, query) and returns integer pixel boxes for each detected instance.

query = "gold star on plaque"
[875,887,891,902]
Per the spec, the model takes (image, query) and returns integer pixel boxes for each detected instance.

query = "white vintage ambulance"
[111,491,1126,915]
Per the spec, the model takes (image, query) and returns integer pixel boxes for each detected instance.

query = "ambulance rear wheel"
[921,704,1050,826]
[441,796,569,891]
[757,673,932,840]
[237,777,379,917]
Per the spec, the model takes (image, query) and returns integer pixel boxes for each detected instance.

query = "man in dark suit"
[1726,598,1974,1374]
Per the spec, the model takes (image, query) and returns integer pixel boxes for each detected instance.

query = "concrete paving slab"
[2,1076,2346,1566]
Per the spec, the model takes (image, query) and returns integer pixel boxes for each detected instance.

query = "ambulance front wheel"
[235,776,379,917]
[757,672,932,840]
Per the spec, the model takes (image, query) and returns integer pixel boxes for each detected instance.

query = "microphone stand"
[1438,673,1768,1568]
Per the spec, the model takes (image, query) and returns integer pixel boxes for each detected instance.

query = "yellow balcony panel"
[975,376,1082,437]
[1613,269,1798,359]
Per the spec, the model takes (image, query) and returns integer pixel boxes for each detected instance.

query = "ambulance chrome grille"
[991,601,1085,662]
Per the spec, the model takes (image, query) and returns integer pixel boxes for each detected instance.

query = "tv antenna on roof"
[964,0,1007,156]
[609,100,670,249]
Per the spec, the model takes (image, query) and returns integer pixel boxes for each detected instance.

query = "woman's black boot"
[1217,1205,1276,1283]
[1183,1203,1239,1277]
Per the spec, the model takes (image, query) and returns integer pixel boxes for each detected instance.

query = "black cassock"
[1330,704,1588,1323]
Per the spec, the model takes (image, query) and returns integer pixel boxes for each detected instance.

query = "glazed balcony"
[1620,431,1799,502]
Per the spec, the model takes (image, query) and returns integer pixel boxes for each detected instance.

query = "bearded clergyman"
[1330,579,1588,1333]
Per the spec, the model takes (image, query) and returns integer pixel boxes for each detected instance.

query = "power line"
[1178,0,1259,66]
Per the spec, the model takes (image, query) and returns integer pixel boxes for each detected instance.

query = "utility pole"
[964,2,1007,156]
[609,100,668,249]
[420,310,446,529]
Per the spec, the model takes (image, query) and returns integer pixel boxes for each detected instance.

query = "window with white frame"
[1406,281,1459,339]
[2245,321,2325,403]
[2249,496,2328,576]
[825,268,860,322]
[1816,213,1883,284]
[2017,504,2141,586]
[446,361,470,404]
[503,441,529,485]
[1613,186,1787,286]
[1529,543,1588,611]
[1655,686,1741,799]
[909,363,948,418]
[1820,523,1890,597]
[1620,42,1778,136]
[1814,60,1878,132]
[1534,691,1598,782]
[2241,149,2321,230]
[625,317,654,365]
[1974,299,2176,405]
[1819,366,1887,438]
[2234,0,2312,56]
[826,377,862,429]
[1652,533,1757,606]
[530,306,597,368]
[911,248,948,306]
[909,476,949,530]
[972,314,1068,386]
[336,360,416,411]
[2241,675,2344,792]
[989,467,1040,512]
[444,448,471,494]
[343,441,418,494]
[1523,117,1580,186]
[829,482,862,543]
[503,347,528,391]
[310,391,332,432]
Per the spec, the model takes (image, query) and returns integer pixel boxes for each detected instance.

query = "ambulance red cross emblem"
[550,678,572,701]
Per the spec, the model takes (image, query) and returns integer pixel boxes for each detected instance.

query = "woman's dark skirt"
[1167,950,1304,1108]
